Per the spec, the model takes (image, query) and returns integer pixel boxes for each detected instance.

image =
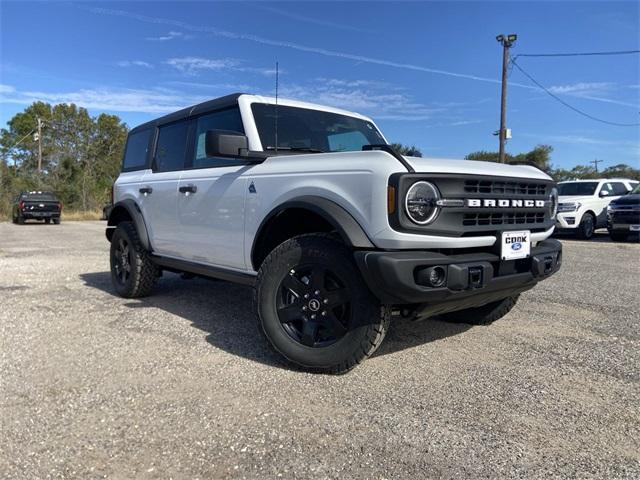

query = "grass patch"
[62,209,103,221]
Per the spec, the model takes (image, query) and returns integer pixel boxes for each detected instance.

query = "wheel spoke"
[282,273,306,297]
[324,311,348,338]
[324,287,349,308]
[300,320,319,347]
[119,238,126,253]
[277,303,302,323]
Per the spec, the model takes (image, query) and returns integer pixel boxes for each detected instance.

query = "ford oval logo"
[511,242,522,251]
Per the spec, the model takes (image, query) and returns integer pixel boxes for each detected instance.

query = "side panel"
[177,166,249,269]
[139,170,182,256]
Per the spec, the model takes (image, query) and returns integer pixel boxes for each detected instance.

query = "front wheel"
[110,221,159,298]
[255,234,390,374]
[577,213,595,240]
[52,217,60,225]
[440,295,519,325]
[609,231,628,242]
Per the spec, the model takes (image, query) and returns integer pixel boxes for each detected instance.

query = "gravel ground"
[1,221,639,479]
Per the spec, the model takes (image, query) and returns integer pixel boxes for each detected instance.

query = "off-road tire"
[52,218,60,225]
[12,214,17,224]
[441,295,519,326]
[44,218,51,224]
[609,231,628,242]
[17,214,24,225]
[577,213,595,240]
[110,221,158,298]
[255,233,390,374]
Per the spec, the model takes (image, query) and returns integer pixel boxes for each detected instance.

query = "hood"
[558,195,589,203]
[403,156,552,181]
[610,194,640,206]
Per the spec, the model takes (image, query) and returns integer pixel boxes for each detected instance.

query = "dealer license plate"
[630,225,640,232]
[501,230,531,261]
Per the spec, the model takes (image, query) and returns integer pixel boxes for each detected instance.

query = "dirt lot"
[1,221,639,479]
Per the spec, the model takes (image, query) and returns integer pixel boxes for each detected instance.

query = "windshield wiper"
[265,146,325,153]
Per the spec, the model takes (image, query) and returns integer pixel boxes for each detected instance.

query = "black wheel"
[255,233,390,374]
[52,218,60,225]
[17,214,24,225]
[577,213,595,240]
[609,231,628,242]
[44,218,51,224]
[110,221,159,298]
[440,296,519,326]
[12,213,17,224]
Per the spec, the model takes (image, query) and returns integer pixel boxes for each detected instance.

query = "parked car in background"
[12,191,62,225]
[555,179,638,239]
[607,183,640,242]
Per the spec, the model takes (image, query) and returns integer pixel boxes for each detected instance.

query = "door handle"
[139,187,153,195]
[179,184,197,194]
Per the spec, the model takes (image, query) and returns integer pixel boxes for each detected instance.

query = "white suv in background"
[556,179,638,239]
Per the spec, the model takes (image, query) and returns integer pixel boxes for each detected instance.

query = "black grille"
[464,180,547,196]
[463,212,545,227]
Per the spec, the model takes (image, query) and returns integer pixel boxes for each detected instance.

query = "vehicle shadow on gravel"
[81,271,471,371]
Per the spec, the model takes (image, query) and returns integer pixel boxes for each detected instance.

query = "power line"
[510,58,640,127]
[514,49,640,58]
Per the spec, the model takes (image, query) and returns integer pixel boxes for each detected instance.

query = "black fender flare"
[251,196,375,264]
[106,199,152,251]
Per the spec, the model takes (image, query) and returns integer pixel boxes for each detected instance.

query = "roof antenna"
[274,61,279,154]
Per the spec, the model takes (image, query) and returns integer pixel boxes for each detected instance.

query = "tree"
[465,144,553,171]
[0,102,128,218]
[391,143,422,157]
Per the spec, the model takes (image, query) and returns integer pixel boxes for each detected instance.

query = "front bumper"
[22,211,60,219]
[355,239,562,310]
[607,210,640,232]
[556,212,579,229]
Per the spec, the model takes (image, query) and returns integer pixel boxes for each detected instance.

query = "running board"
[152,255,256,286]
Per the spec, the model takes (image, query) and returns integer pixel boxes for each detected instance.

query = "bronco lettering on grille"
[466,199,545,208]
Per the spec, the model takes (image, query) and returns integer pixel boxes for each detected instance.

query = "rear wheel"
[44,218,51,224]
[440,296,519,325]
[577,213,595,240]
[52,218,60,225]
[110,221,159,298]
[17,214,24,225]
[255,234,390,374]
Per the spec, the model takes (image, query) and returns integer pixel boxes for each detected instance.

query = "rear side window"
[154,121,189,172]
[192,108,245,169]
[123,129,152,171]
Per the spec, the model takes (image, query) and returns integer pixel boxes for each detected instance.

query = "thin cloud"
[165,56,277,76]
[0,84,207,114]
[548,82,613,96]
[116,60,153,69]
[255,5,373,33]
[146,31,191,41]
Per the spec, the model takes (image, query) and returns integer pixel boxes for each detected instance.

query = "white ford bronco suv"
[556,178,638,239]
[106,93,562,373]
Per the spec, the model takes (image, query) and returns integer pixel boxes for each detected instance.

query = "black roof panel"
[130,93,244,133]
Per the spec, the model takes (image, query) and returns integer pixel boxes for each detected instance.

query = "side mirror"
[205,130,249,157]
[599,190,610,197]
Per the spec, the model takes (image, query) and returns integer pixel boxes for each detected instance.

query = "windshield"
[558,182,599,196]
[632,184,640,194]
[251,103,386,153]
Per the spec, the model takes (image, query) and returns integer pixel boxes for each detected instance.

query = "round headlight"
[549,187,558,219]
[405,181,440,225]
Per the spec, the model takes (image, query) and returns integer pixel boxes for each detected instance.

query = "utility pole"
[36,117,43,173]
[496,34,517,163]
[590,159,603,172]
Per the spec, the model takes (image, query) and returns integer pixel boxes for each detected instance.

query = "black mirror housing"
[205,130,249,158]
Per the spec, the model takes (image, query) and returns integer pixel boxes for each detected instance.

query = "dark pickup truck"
[12,191,62,224]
